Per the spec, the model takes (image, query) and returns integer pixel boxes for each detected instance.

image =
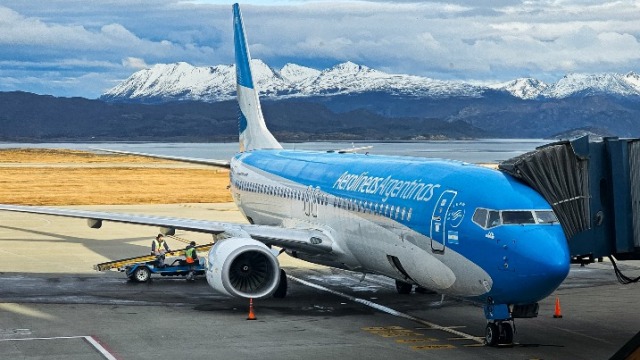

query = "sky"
[1,0,639,98]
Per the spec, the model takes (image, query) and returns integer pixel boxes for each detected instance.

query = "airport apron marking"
[362,326,447,350]
[288,275,484,344]
[0,335,118,360]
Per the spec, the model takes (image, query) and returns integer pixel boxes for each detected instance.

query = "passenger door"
[430,190,457,253]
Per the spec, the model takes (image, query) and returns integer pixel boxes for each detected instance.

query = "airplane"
[0,3,570,346]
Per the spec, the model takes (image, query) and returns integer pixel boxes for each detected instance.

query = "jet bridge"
[499,135,640,263]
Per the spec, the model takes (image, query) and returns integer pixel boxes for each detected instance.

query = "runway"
[0,203,638,359]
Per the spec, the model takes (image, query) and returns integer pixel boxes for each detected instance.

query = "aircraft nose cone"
[487,227,570,304]
[538,249,570,286]
[517,230,570,302]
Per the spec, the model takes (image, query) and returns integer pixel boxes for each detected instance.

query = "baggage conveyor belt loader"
[94,243,213,282]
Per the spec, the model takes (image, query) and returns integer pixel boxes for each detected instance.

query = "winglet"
[233,3,282,151]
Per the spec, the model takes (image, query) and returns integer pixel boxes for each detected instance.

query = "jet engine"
[206,237,280,299]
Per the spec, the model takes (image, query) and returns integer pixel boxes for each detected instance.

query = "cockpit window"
[487,211,501,228]
[502,210,536,224]
[472,208,559,229]
[534,210,558,224]
[472,208,488,227]
[473,208,501,229]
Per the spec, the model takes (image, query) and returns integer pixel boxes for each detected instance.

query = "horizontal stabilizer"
[93,148,230,168]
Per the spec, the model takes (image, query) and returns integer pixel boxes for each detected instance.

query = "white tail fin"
[233,3,282,151]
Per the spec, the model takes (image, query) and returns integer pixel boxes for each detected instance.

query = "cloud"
[122,57,148,69]
[0,3,224,97]
[1,1,640,97]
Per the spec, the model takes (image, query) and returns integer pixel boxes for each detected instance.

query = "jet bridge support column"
[499,135,640,262]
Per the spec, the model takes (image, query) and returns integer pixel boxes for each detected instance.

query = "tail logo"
[232,3,282,151]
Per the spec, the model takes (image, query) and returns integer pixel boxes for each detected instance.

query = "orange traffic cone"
[247,298,257,320]
[553,297,563,318]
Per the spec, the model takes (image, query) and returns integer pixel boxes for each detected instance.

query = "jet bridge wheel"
[132,266,151,283]
[395,280,413,294]
[273,269,288,298]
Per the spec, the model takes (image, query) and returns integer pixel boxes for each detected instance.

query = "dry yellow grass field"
[0,148,232,205]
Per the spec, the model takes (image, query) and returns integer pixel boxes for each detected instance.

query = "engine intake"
[206,237,280,299]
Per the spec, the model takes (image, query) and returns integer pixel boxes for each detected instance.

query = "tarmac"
[0,203,639,360]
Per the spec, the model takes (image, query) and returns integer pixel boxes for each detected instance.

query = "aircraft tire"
[485,323,499,346]
[395,280,412,294]
[499,322,514,345]
[273,269,287,298]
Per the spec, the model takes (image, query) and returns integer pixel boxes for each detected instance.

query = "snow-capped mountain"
[10,63,640,141]
[279,63,320,83]
[103,60,287,102]
[293,61,482,98]
[540,72,640,98]
[102,60,485,102]
[490,78,548,100]
[101,60,640,103]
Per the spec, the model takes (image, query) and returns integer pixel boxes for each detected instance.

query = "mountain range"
[2,61,640,142]
[97,60,640,139]
[101,60,640,103]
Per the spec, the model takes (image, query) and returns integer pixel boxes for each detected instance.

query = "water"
[0,139,550,163]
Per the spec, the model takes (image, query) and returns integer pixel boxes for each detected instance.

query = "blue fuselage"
[229,149,570,306]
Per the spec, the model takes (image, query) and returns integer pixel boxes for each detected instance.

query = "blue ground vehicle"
[124,258,206,282]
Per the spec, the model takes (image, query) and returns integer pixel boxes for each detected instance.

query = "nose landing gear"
[483,301,515,346]
[485,321,514,346]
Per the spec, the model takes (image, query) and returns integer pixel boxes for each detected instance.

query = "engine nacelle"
[206,237,280,299]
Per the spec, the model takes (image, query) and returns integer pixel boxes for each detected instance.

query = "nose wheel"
[485,321,514,346]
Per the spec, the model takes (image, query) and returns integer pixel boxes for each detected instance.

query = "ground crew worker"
[184,241,198,281]
[151,234,170,267]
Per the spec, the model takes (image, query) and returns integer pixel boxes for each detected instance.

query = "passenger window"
[472,208,488,228]
[502,211,535,225]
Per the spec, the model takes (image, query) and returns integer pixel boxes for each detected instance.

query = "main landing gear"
[484,321,514,346]
[395,280,413,294]
[395,280,437,295]
[273,269,288,298]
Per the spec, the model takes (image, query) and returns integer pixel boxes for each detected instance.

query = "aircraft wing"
[328,145,373,154]
[93,148,230,168]
[0,204,332,254]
